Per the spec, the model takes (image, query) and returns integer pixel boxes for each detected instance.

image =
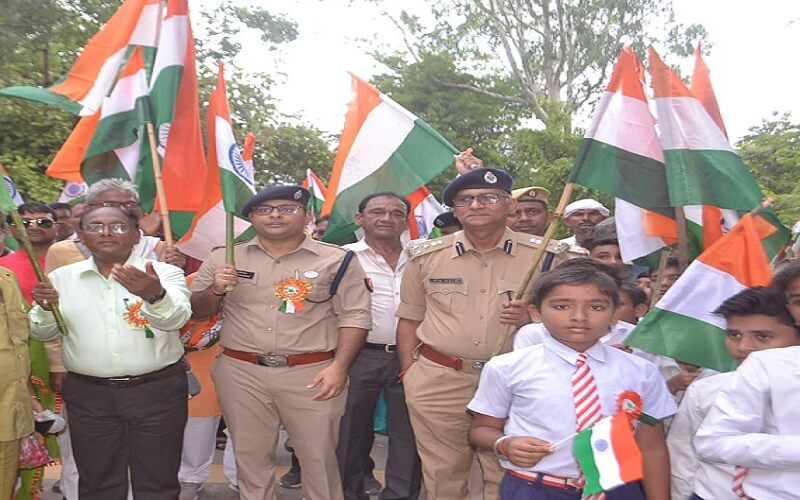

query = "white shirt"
[344,240,407,344]
[694,346,800,500]
[667,372,737,500]
[29,254,190,377]
[513,320,636,350]
[468,335,676,478]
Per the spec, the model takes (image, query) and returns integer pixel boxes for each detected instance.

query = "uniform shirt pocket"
[424,279,469,312]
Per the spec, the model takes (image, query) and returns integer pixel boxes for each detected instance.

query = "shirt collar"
[451,227,517,258]
[346,239,409,269]
[75,252,145,276]
[244,235,321,257]
[543,331,606,365]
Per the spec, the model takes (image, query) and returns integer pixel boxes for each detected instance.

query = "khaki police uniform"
[192,237,372,500]
[396,228,576,500]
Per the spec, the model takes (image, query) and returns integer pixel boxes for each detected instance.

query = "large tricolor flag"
[178,63,254,260]
[648,47,788,256]
[0,0,206,238]
[567,48,674,263]
[321,74,459,243]
[625,213,775,372]
[573,413,644,495]
[302,169,327,218]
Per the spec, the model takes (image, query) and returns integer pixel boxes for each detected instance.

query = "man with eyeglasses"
[190,185,371,500]
[0,202,59,303]
[29,206,191,500]
[396,168,573,500]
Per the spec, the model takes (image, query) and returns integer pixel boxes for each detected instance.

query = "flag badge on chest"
[274,278,313,314]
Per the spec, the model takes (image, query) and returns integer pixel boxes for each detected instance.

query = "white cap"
[563,199,610,218]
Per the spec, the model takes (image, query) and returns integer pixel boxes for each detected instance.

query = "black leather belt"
[69,359,184,387]
[363,342,397,353]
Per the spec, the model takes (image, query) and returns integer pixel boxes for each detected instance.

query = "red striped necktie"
[573,352,605,499]
[732,466,751,499]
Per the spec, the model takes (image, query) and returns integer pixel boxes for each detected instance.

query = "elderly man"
[559,198,609,248]
[506,186,552,236]
[337,192,421,500]
[29,206,191,500]
[396,168,572,500]
[190,185,371,500]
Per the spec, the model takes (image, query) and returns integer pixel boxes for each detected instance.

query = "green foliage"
[367,0,708,133]
[254,124,334,188]
[0,154,64,202]
[737,113,800,225]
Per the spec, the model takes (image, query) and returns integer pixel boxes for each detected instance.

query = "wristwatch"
[146,287,167,304]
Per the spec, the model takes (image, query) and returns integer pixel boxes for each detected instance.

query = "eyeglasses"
[82,223,132,235]
[88,201,140,209]
[452,193,510,207]
[251,204,305,216]
[11,218,55,229]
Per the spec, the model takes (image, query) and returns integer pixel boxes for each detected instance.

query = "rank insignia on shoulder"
[407,238,445,257]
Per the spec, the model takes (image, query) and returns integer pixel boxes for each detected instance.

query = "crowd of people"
[1,154,799,500]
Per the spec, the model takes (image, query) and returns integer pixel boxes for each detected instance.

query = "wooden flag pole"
[674,207,689,272]
[491,182,576,356]
[10,211,69,336]
[225,211,235,293]
[145,122,173,245]
[649,248,671,309]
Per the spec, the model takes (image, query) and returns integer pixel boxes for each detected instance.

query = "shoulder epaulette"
[312,240,348,252]
[406,235,451,258]
[518,236,574,255]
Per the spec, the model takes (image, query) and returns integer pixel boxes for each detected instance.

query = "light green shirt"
[29,254,191,377]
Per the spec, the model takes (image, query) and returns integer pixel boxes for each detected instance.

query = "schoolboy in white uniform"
[667,286,800,499]
[468,263,676,499]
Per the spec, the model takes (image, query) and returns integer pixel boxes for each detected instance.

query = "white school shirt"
[513,320,636,350]
[468,334,676,478]
[344,240,407,345]
[694,346,800,500]
[667,372,737,500]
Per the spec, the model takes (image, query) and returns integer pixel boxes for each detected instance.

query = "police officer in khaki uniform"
[396,168,572,500]
[190,185,372,500]
[507,186,552,236]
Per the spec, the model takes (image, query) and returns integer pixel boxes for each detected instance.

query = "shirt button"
[482,263,488,268]
[269,305,275,310]
[473,341,481,345]
[267,328,273,332]
[480,289,486,293]
[275,260,281,264]
[479,315,484,319]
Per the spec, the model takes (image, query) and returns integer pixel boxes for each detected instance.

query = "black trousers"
[337,348,422,500]
[62,367,188,500]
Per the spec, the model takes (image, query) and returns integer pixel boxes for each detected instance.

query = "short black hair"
[620,283,648,307]
[8,202,56,224]
[555,258,624,287]
[530,259,620,308]
[664,257,681,269]
[714,286,796,327]
[357,192,412,215]
[584,237,619,252]
[771,261,800,296]
[49,202,72,213]
[80,206,140,230]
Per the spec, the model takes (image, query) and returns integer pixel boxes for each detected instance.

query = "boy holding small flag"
[468,264,675,499]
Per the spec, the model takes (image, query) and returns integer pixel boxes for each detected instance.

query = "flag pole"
[649,248,671,309]
[10,211,69,336]
[225,210,235,293]
[674,207,689,272]
[145,122,174,246]
[492,182,576,356]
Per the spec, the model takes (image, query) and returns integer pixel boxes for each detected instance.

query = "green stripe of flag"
[573,428,603,494]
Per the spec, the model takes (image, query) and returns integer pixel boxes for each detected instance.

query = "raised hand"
[111,262,163,301]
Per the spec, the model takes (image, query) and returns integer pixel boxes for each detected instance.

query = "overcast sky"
[233,0,800,144]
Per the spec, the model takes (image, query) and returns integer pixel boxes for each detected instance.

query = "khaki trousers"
[212,354,346,500]
[0,439,19,500]
[403,356,503,500]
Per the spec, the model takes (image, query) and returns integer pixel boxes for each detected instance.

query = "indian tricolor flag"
[567,48,674,263]
[407,186,445,240]
[573,413,643,495]
[0,0,161,117]
[178,63,253,260]
[320,73,458,243]
[302,169,327,218]
[625,213,775,372]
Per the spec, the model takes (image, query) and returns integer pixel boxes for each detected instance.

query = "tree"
[737,113,800,225]
[368,0,707,133]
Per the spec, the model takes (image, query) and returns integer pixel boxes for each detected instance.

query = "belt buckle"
[258,354,288,367]
[467,360,485,373]
[384,344,396,353]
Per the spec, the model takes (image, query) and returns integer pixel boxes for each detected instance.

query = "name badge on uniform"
[236,270,256,280]
[428,278,464,285]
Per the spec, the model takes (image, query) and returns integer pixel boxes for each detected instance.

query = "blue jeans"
[500,471,646,500]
